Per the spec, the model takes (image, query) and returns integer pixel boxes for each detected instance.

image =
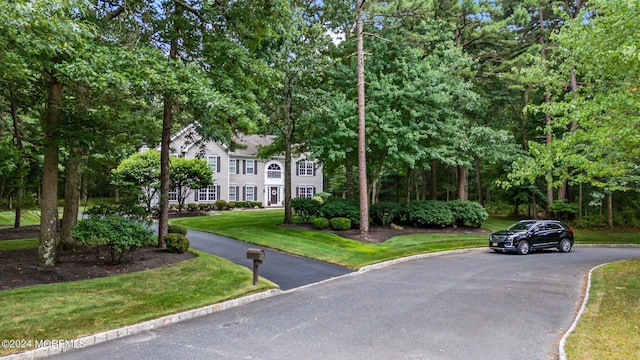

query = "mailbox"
[246,248,266,261]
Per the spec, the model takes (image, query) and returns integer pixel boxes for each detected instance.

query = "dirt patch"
[0,226,195,292]
[281,223,491,243]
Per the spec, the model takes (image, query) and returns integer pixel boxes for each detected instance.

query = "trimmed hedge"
[329,217,351,231]
[406,201,454,228]
[165,233,190,253]
[447,200,488,227]
[214,199,227,211]
[321,199,360,228]
[312,217,330,230]
[167,224,188,236]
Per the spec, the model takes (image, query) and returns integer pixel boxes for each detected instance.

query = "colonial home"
[158,124,323,207]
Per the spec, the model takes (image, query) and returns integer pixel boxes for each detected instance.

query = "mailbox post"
[246,248,265,285]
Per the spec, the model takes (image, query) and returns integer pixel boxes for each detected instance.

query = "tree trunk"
[475,158,483,205]
[607,192,613,229]
[356,0,369,238]
[157,1,183,248]
[345,162,354,200]
[60,142,83,249]
[10,86,24,228]
[538,7,554,211]
[429,160,437,200]
[39,77,63,267]
[457,166,468,200]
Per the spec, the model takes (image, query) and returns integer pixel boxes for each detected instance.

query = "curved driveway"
[50,247,640,360]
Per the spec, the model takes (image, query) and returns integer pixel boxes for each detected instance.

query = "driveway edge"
[1,289,282,360]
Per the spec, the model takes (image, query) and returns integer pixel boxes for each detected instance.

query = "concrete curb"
[558,262,609,360]
[1,289,282,360]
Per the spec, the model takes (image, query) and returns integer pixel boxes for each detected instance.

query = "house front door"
[270,187,279,205]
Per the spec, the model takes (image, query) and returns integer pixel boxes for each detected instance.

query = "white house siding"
[161,125,323,207]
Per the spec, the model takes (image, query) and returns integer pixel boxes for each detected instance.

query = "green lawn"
[0,240,276,356]
[172,210,512,269]
[564,259,640,358]
[0,209,42,229]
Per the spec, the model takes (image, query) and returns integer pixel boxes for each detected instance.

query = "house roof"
[231,134,275,157]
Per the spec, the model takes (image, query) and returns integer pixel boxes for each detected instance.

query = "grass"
[0,244,277,356]
[172,210,515,269]
[0,209,42,229]
[564,259,640,359]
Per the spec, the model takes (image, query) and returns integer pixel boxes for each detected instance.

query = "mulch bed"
[0,225,195,291]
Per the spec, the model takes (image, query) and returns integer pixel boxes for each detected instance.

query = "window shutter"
[217,157,221,173]
[216,185,220,200]
[235,186,239,199]
[243,160,246,174]
[313,186,316,195]
[254,186,258,201]
[296,186,299,197]
[243,186,246,201]
[235,160,240,174]
[296,162,299,176]
[313,164,316,176]
[194,189,198,202]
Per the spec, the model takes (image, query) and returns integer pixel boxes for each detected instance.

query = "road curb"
[0,289,282,360]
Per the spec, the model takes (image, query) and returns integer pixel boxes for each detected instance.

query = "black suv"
[489,220,574,255]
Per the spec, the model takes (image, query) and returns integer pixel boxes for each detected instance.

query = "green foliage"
[170,157,214,212]
[291,197,322,223]
[447,200,489,227]
[85,203,150,224]
[549,200,579,221]
[314,192,332,202]
[311,217,330,230]
[198,203,211,211]
[164,233,190,253]
[187,204,199,211]
[320,199,360,228]
[370,202,403,227]
[227,201,236,209]
[111,150,161,212]
[406,201,454,228]
[167,224,188,236]
[72,215,156,265]
[329,217,351,231]
[214,200,227,210]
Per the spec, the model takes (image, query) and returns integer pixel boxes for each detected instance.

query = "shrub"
[329,217,351,231]
[215,199,227,211]
[447,200,489,227]
[235,201,247,208]
[312,217,330,230]
[370,202,403,227]
[321,199,360,228]
[187,203,199,211]
[72,215,156,265]
[198,203,210,211]
[167,224,188,236]
[85,203,149,223]
[314,192,332,202]
[407,201,454,228]
[251,201,263,208]
[165,233,190,253]
[291,197,323,223]
[227,201,236,209]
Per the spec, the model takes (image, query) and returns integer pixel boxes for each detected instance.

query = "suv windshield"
[507,221,537,231]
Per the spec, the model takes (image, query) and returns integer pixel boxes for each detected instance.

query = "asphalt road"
[50,247,640,360]
[186,229,353,290]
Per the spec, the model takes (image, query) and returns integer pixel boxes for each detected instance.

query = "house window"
[244,185,255,201]
[168,189,178,201]
[229,185,237,201]
[297,185,315,198]
[245,160,256,175]
[206,155,220,173]
[267,163,282,179]
[297,161,314,176]
[198,185,218,201]
[229,159,237,174]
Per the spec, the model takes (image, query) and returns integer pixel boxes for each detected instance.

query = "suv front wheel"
[516,240,530,255]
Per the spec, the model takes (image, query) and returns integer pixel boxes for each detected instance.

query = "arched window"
[267,163,282,179]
